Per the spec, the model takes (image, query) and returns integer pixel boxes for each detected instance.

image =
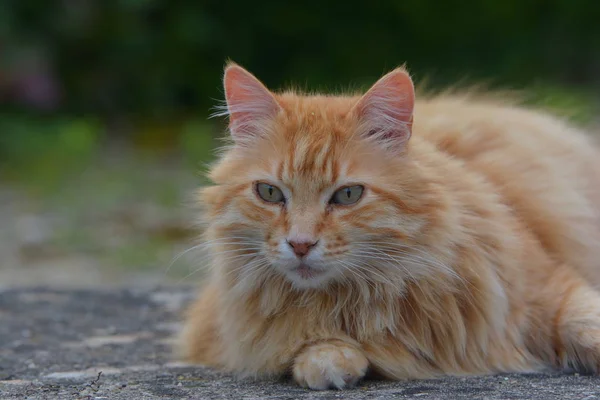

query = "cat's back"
[413,95,600,284]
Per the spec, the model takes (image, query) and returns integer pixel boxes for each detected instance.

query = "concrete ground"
[1,287,599,400]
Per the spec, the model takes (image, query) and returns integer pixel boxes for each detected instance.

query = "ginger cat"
[179,63,600,390]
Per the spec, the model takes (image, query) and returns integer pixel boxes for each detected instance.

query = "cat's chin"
[283,264,335,290]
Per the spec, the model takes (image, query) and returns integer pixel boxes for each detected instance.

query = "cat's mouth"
[280,261,332,289]
[293,263,323,280]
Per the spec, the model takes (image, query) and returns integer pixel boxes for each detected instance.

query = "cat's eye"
[255,182,285,203]
[330,185,364,205]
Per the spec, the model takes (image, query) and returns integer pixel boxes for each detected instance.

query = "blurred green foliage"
[2,0,599,118]
[1,0,599,186]
[525,84,598,123]
[0,116,100,189]
[0,115,217,191]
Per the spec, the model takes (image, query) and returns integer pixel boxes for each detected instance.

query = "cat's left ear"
[351,67,414,152]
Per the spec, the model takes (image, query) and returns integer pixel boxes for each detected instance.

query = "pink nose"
[287,240,318,258]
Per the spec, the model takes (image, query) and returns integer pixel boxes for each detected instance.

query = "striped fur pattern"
[179,63,600,390]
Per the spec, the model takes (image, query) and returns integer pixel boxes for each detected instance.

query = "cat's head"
[201,63,444,291]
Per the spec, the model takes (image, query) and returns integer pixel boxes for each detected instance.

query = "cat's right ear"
[222,64,281,143]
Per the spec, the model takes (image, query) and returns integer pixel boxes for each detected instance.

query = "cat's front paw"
[292,341,368,390]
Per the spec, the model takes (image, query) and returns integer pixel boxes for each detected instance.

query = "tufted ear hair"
[221,63,281,143]
[351,67,415,152]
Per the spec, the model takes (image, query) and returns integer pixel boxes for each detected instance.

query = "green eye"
[256,182,285,203]
[330,185,364,205]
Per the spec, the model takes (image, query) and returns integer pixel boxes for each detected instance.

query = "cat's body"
[180,64,600,389]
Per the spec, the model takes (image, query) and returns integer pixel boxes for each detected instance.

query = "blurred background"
[1,0,599,287]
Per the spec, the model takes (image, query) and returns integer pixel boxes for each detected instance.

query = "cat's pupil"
[346,188,351,198]
[268,186,273,196]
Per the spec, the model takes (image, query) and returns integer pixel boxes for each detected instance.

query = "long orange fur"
[178,63,600,390]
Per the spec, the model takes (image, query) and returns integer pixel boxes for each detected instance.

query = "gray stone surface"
[1,287,599,399]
